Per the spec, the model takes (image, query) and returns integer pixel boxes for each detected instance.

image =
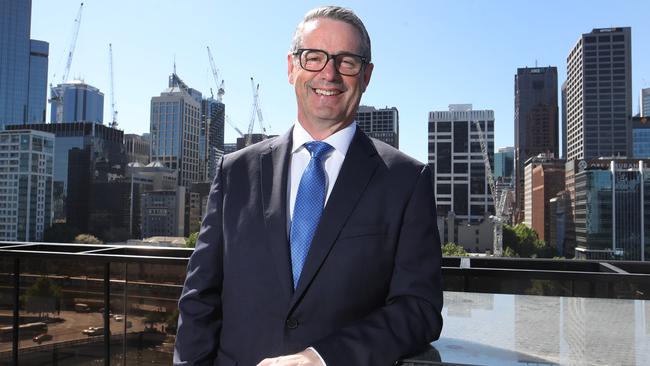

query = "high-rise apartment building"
[0,129,54,242]
[514,66,559,223]
[201,98,225,182]
[565,28,632,162]
[150,73,201,187]
[428,104,494,222]
[355,105,399,148]
[0,0,49,127]
[641,88,650,117]
[49,80,104,124]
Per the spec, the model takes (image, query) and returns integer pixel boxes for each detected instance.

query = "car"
[86,327,104,336]
[33,333,52,343]
[82,326,100,335]
[113,315,124,322]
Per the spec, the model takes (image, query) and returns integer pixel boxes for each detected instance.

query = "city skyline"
[30,0,650,163]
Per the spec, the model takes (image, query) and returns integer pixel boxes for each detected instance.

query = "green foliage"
[165,309,179,334]
[24,277,62,318]
[186,232,199,248]
[502,246,518,258]
[43,223,80,243]
[442,242,468,257]
[502,224,555,258]
[74,234,103,244]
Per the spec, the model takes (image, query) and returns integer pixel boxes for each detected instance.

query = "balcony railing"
[1,241,649,365]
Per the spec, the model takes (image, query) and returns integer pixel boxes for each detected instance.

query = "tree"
[186,232,199,248]
[442,242,468,256]
[74,234,103,244]
[503,224,555,258]
[43,223,80,243]
[23,277,62,318]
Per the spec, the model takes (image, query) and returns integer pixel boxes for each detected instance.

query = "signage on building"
[579,159,649,171]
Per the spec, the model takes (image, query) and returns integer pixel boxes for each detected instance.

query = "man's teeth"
[314,89,340,96]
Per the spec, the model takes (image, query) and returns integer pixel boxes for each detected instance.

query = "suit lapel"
[289,129,380,310]
[260,129,293,300]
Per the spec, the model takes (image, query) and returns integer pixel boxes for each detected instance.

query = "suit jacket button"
[286,318,298,329]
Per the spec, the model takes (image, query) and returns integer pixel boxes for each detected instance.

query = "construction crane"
[225,115,245,137]
[108,43,118,128]
[245,77,270,147]
[473,120,503,256]
[49,2,84,124]
[206,46,225,103]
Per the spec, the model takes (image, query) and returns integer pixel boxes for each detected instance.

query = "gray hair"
[290,6,371,62]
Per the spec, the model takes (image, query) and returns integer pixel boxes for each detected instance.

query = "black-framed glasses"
[293,48,368,76]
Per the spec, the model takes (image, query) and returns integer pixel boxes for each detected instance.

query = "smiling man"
[174,6,443,366]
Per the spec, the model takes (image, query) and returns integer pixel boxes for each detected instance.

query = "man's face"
[288,18,373,136]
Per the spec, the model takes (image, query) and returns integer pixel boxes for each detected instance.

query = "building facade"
[0,129,54,241]
[565,27,632,162]
[523,154,566,242]
[27,40,49,123]
[7,122,125,223]
[355,105,399,148]
[0,0,49,127]
[49,80,104,124]
[150,73,201,187]
[514,66,559,223]
[641,87,650,117]
[428,104,494,223]
[201,98,225,182]
[632,116,650,159]
[574,159,649,261]
[141,187,186,238]
[494,146,515,183]
[124,133,150,165]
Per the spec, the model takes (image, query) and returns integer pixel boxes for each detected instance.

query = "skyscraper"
[565,27,632,162]
[201,97,225,182]
[150,73,201,187]
[428,104,494,222]
[0,129,54,242]
[494,146,514,182]
[0,0,49,127]
[514,66,559,223]
[49,80,104,123]
[27,40,49,123]
[641,87,650,117]
[355,105,399,148]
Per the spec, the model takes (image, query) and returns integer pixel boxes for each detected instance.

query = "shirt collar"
[291,121,356,157]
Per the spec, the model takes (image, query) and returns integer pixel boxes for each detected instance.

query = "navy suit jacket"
[174,128,443,366]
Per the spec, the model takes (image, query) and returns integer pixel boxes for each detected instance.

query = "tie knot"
[304,141,333,160]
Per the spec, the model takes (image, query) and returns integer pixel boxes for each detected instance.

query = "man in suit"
[174,6,443,366]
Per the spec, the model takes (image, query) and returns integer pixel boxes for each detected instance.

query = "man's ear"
[288,53,296,85]
[361,62,374,93]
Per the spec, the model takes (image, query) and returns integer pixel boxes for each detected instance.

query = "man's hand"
[256,348,324,366]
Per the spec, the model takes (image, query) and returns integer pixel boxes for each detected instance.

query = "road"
[0,310,146,352]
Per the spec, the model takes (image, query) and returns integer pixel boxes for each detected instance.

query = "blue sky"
[31,0,650,163]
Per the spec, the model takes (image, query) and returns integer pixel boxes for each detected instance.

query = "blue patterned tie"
[290,141,333,289]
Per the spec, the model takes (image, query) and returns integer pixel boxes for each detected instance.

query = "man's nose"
[319,58,341,80]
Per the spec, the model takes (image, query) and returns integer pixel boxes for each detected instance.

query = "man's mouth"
[313,88,342,96]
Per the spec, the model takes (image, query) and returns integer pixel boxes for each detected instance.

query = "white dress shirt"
[287,121,356,227]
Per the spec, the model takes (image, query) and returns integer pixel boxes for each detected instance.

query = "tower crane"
[207,46,225,103]
[473,120,504,256]
[108,43,118,128]
[245,77,270,147]
[49,2,84,124]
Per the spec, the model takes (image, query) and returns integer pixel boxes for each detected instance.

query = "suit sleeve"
[311,165,444,366]
[174,157,226,366]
